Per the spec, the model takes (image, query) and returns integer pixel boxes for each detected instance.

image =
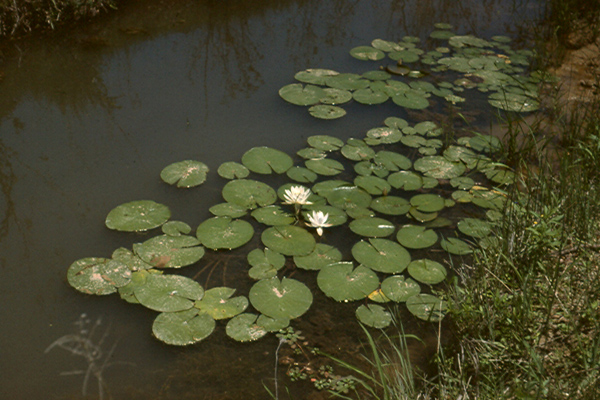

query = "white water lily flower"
[283,185,313,205]
[306,210,333,236]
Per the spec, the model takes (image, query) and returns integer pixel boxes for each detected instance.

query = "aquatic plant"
[64,27,543,347]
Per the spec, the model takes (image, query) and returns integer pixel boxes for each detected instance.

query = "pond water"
[0,0,544,398]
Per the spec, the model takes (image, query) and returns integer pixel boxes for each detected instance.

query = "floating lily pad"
[374,150,412,170]
[325,73,370,90]
[160,160,209,188]
[162,221,192,236]
[469,135,502,153]
[152,309,215,346]
[249,277,313,320]
[354,175,391,195]
[111,248,152,271]
[389,49,420,63]
[370,196,411,215]
[320,88,353,105]
[388,171,423,191]
[294,69,339,85]
[279,83,325,106]
[457,218,492,238]
[407,259,447,285]
[341,139,376,161]
[381,276,421,302]
[196,217,254,250]
[297,147,326,160]
[286,166,318,184]
[368,288,391,303]
[105,200,171,232]
[247,247,286,280]
[242,147,293,174]
[409,208,438,223]
[257,314,290,332]
[392,92,430,109]
[488,92,539,112]
[67,257,131,295]
[195,287,248,320]
[309,105,347,119]
[396,225,438,249]
[261,225,316,256]
[363,70,391,80]
[226,313,268,342]
[356,304,392,329]
[349,217,395,237]
[293,243,342,271]
[305,158,345,176]
[302,205,347,226]
[221,179,277,210]
[353,88,389,104]
[350,46,385,61]
[209,202,248,218]
[371,38,402,52]
[440,237,473,255]
[134,274,204,312]
[351,238,411,273]
[307,135,344,151]
[410,193,445,212]
[414,156,466,179]
[325,186,372,210]
[406,294,447,321]
[133,234,205,268]
[317,262,379,302]
[217,161,250,180]
[251,206,295,226]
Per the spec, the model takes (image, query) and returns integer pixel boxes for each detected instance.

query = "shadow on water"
[0,0,543,398]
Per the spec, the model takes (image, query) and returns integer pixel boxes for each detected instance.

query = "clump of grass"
[0,0,116,37]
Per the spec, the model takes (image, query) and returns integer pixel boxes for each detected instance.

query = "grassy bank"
[0,0,116,37]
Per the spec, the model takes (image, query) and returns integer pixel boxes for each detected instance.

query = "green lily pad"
[366,127,402,144]
[317,262,379,302]
[160,160,209,188]
[305,158,345,176]
[409,208,438,223]
[249,277,313,320]
[133,234,205,268]
[370,196,411,216]
[307,135,344,151]
[356,304,392,329]
[242,146,293,174]
[354,175,392,195]
[450,176,475,190]
[162,221,192,236]
[325,186,372,210]
[410,193,445,213]
[221,179,277,210]
[302,205,347,226]
[406,294,447,321]
[133,273,204,312]
[374,150,412,170]
[325,73,370,90]
[195,287,248,320]
[67,257,131,295]
[354,161,389,177]
[309,105,347,119]
[407,259,447,285]
[371,38,402,52]
[388,171,423,191]
[353,88,389,104]
[247,247,286,280]
[257,314,290,332]
[251,206,295,226]
[349,217,395,237]
[389,49,420,63]
[385,117,409,129]
[346,207,375,219]
[297,147,326,160]
[196,217,254,250]
[287,166,318,183]
[363,70,391,80]
[261,225,316,256]
[311,180,350,196]
[457,218,492,238]
[209,202,248,218]
[279,83,325,106]
[488,91,539,112]
[293,243,342,271]
[226,313,268,342]
[401,135,428,148]
[414,156,466,179]
[469,135,502,153]
[396,225,438,249]
[217,161,250,180]
[111,248,152,271]
[381,276,421,302]
[440,237,473,255]
[320,88,353,105]
[152,309,215,346]
[105,200,171,232]
[341,139,376,161]
[350,46,385,61]
[351,238,411,273]
[294,69,339,85]
[392,92,430,109]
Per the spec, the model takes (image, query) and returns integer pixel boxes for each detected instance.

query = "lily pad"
[356,304,392,329]
[221,179,277,210]
[349,217,395,237]
[374,150,412,170]
[317,262,379,302]
[396,225,438,249]
[249,277,313,320]
[251,206,295,226]
[350,46,385,61]
[320,88,353,105]
[160,160,209,188]
[414,156,466,179]
[287,166,318,183]
[111,247,152,271]
[105,200,171,232]
[381,276,421,302]
[351,238,411,273]
[457,218,492,238]
[392,92,430,109]
[370,196,411,216]
[67,257,131,295]
[294,69,339,85]
[410,193,445,213]
[162,221,192,236]
[133,273,204,312]
[217,161,250,180]
[406,294,447,321]
[305,159,345,176]
[440,237,473,255]
[353,88,389,104]
[279,83,325,106]
[196,217,254,250]
[247,247,286,280]
[195,287,248,320]
[388,171,423,190]
[293,243,342,271]
[226,313,268,342]
[341,139,376,161]
[354,175,391,195]
[309,105,347,119]
[325,73,370,90]
[133,234,205,268]
[261,225,316,256]
[242,147,293,174]
[407,259,447,285]
[152,309,215,346]
[209,202,248,218]
[325,186,372,210]
[307,135,344,151]
[257,314,290,332]
[302,205,347,226]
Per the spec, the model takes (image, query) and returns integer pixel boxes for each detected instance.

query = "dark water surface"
[0,1,542,398]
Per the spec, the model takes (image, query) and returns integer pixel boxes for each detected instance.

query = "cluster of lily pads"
[279,23,542,118]
[66,29,525,347]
